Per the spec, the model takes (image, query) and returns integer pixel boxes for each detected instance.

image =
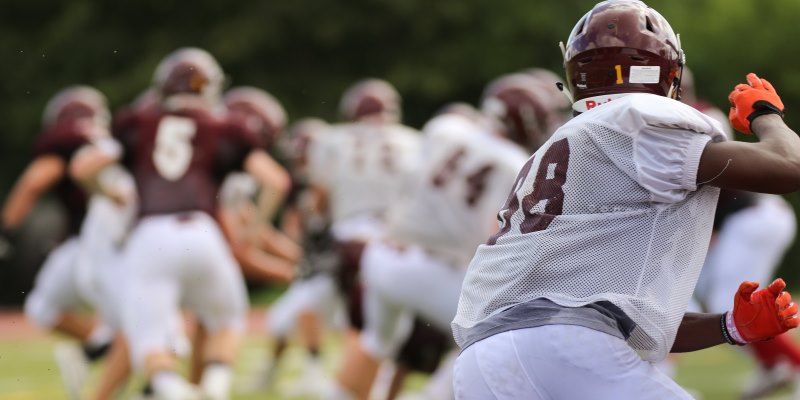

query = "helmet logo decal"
[629,66,661,84]
[614,65,624,84]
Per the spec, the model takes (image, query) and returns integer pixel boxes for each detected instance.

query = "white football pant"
[24,238,83,328]
[121,212,248,370]
[267,274,343,337]
[454,326,693,400]
[360,240,463,358]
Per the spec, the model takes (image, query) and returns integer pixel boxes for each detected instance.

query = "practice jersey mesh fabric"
[387,114,529,267]
[307,122,421,225]
[452,94,727,361]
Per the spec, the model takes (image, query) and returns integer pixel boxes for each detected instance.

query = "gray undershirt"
[457,298,637,351]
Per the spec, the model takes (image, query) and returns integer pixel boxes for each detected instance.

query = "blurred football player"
[452,1,800,398]
[193,86,298,387]
[72,47,289,400]
[307,79,421,399]
[216,86,297,285]
[240,118,345,396]
[330,72,563,400]
[2,86,119,400]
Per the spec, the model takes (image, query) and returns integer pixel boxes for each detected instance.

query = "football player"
[242,118,344,396]
[190,86,296,388]
[71,47,289,400]
[216,86,297,284]
[2,86,119,400]
[307,79,421,399]
[452,1,800,398]
[330,72,562,400]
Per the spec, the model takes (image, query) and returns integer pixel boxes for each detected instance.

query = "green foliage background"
[2,0,800,301]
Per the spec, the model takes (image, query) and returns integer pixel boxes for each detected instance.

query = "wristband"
[723,311,746,345]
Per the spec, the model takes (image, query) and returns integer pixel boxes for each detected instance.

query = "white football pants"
[120,212,248,370]
[454,325,693,400]
[24,238,83,328]
[360,240,463,358]
[266,274,343,337]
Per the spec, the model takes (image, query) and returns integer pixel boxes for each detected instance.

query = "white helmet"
[339,78,401,123]
[152,47,225,101]
[42,85,110,128]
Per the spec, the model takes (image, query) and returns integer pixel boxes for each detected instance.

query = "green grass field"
[0,331,797,400]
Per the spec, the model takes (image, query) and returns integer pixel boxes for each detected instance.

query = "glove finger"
[783,316,800,330]
[762,78,777,93]
[780,302,799,319]
[777,291,793,309]
[768,278,787,296]
[737,281,760,301]
[746,73,764,89]
[728,90,738,107]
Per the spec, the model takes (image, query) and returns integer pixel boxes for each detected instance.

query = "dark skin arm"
[671,313,727,353]
[698,114,800,193]
[675,114,800,352]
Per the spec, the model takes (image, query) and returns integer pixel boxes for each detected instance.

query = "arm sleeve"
[633,126,713,203]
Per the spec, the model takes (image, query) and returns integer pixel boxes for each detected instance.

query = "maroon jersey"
[113,105,261,218]
[32,122,92,236]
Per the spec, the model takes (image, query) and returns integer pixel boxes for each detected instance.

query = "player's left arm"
[671,313,727,352]
[672,278,799,352]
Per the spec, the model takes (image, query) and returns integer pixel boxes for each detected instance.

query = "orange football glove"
[728,73,784,134]
[729,278,799,343]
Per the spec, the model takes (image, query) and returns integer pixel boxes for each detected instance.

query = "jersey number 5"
[153,116,197,181]
[487,138,570,245]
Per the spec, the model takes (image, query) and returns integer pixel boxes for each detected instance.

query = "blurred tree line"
[2,0,800,303]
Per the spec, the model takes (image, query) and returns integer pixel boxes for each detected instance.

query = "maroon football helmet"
[481,73,562,152]
[153,47,224,101]
[224,86,287,148]
[285,117,329,169]
[339,79,401,123]
[562,0,685,111]
[42,86,110,128]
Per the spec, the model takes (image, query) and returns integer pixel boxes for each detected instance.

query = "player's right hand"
[731,278,799,343]
[728,73,785,134]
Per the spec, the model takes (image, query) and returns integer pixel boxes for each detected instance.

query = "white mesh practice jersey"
[452,93,728,361]
[307,121,421,225]
[387,114,529,267]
